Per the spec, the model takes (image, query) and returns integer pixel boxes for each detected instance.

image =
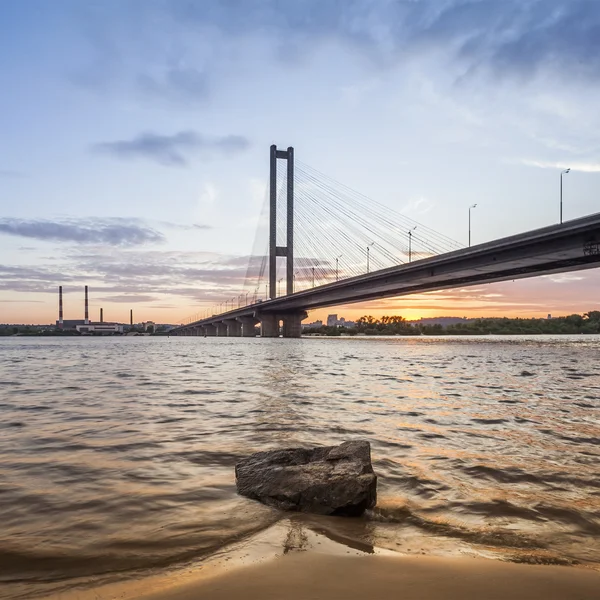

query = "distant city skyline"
[2,1,600,324]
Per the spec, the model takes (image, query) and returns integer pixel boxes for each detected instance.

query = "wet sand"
[43,523,600,600]
[102,554,600,600]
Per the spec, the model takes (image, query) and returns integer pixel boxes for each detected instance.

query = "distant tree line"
[303,311,600,336]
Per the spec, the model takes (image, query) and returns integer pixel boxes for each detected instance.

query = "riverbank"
[43,522,600,600]
[138,554,600,600]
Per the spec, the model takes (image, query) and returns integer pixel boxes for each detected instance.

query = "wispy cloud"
[138,66,209,102]
[157,221,212,231]
[91,131,251,166]
[95,294,159,303]
[521,159,600,173]
[167,1,600,81]
[0,217,165,246]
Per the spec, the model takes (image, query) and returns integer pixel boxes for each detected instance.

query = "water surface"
[1,335,599,597]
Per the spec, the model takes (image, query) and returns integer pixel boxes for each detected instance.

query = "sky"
[1,0,599,325]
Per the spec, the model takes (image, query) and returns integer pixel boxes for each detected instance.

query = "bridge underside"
[173,213,600,337]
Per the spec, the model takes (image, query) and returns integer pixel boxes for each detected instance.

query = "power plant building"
[56,286,125,334]
[76,323,124,334]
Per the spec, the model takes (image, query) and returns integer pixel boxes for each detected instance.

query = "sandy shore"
[41,521,600,600]
[137,553,600,600]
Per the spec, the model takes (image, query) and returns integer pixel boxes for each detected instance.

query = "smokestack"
[130,309,133,326]
[84,285,89,324]
[58,286,63,329]
[100,308,103,323]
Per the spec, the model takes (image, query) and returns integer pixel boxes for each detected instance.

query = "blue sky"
[1,0,599,324]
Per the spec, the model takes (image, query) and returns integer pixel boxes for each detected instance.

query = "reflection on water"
[0,335,599,597]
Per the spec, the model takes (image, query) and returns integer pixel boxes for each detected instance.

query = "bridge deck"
[177,212,600,331]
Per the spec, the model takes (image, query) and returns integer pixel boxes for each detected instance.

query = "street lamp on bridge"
[278,277,284,297]
[560,168,570,224]
[336,255,343,281]
[408,226,417,263]
[468,204,477,247]
[366,242,375,273]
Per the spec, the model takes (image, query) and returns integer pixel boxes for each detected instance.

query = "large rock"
[235,440,377,516]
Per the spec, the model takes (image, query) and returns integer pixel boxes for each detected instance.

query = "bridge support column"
[203,324,216,336]
[237,316,259,337]
[223,319,242,337]
[215,322,228,337]
[259,314,279,338]
[282,311,307,338]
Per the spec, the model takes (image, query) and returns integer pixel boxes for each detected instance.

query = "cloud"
[157,221,212,231]
[91,131,251,166]
[95,294,159,303]
[0,217,165,246]
[138,66,209,102]
[166,1,600,82]
[521,159,600,173]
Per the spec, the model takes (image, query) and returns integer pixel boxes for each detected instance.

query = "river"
[1,335,599,598]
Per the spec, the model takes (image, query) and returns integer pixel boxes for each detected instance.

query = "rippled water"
[1,335,599,597]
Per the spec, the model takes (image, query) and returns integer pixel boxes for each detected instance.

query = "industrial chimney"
[100,308,104,323]
[130,309,133,326]
[58,286,64,329]
[84,286,89,325]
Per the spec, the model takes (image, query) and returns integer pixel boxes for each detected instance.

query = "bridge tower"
[269,144,294,299]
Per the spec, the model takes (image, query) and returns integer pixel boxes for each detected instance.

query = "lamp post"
[408,226,417,262]
[468,204,477,247]
[245,292,249,306]
[278,277,283,297]
[560,168,570,224]
[336,255,343,281]
[312,267,315,288]
[366,242,375,273]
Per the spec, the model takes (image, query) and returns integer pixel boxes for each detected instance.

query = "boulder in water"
[235,440,377,517]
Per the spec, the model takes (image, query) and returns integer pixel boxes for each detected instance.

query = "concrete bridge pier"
[237,316,259,337]
[282,311,308,338]
[215,322,228,337]
[259,314,279,337]
[204,324,216,336]
[224,319,242,337]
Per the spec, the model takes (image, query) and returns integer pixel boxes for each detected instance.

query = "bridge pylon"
[269,144,294,299]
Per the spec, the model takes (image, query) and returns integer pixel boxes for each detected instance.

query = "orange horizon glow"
[2,272,600,326]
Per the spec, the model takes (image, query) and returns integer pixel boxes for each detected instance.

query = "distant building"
[56,319,87,330]
[142,321,155,333]
[76,323,124,335]
[547,314,552,320]
[326,314,338,327]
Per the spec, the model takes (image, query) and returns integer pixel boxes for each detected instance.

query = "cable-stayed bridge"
[172,146,600,338]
